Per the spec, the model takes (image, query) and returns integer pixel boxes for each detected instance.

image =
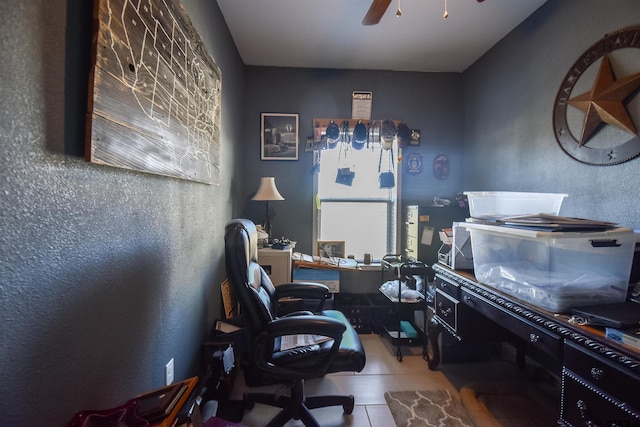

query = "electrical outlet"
[165,358,174,386]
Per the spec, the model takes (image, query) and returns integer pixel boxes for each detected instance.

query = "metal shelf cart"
[380,254,430,362]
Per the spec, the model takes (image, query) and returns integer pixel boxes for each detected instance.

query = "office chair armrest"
[254,316,346,377]
[275,282,329,300]
[275,282,329,312]
[267,315,346,341]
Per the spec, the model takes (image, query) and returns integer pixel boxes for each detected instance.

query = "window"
[314,140,399,260]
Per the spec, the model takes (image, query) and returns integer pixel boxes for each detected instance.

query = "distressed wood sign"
[87,0,222,184]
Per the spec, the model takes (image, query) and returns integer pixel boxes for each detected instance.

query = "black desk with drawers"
[429,263,640,426]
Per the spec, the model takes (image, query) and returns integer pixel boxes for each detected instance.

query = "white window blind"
[315,142,399,260]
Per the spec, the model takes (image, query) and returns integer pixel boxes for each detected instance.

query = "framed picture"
[87,0,222,184]
[261,113,299,160]
[317,240,346,258]
[305,135,327,152]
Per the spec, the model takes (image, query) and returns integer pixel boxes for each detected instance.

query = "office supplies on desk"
[570,301,640,328]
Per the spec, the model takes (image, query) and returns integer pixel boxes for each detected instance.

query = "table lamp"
[252,177,284,241]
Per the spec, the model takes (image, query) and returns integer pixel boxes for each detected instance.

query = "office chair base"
[243,380,355,427]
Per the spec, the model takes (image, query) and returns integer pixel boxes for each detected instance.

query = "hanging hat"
[397,121,411,147]
[325,121,340,149]
[381,119,396,150]
[352,121,367,150]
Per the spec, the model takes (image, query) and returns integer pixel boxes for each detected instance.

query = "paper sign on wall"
[352,91,372,120]
[421,226,435,246]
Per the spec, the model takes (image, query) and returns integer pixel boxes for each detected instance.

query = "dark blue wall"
[238,67,466,254]
[238,0,640,257]
[463,0,640,229]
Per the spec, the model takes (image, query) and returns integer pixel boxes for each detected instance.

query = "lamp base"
[263,218,272,240]
[262,200,273,242]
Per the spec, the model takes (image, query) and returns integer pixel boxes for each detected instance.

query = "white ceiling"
[216,0,548,73]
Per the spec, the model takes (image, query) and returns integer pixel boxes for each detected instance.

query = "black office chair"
[224,219,366,427]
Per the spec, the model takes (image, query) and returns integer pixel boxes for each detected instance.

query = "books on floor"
[135,382,188,422]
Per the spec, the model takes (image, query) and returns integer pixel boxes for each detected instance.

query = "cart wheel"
[343,395,355,414]
[243,393,255,410]
[396,349,403,362]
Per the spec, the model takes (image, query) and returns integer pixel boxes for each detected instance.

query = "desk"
[430,263,640,426]
[293,259,381,271]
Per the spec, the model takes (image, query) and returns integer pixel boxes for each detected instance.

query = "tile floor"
[226,334,561,427]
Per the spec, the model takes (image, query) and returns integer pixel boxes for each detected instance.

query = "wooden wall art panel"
[87,0,222,184]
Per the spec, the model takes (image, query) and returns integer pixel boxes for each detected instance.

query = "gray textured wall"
[463,0,640,229]
[0,0,244,425]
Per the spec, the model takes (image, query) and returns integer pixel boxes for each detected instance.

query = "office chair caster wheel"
[243,393,255,410]
[343,395,355,414]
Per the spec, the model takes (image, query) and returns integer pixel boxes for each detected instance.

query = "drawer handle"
[576,400,595,425]
[440,307,452,317]
[590,367,603,380]
[529,333,540,343]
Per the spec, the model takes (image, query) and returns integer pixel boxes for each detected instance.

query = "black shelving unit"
[333,293,372,334]
[380,254,430,361]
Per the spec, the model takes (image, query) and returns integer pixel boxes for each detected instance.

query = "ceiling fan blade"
[362,0,392,25]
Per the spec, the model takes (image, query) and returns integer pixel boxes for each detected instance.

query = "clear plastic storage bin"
[464,191,567,221]
[462,222,635,312]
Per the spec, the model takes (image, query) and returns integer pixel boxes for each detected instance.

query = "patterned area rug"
[384,389,476,427]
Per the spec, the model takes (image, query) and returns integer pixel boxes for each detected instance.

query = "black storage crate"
[367,293,396,334]
[334,293,372,334]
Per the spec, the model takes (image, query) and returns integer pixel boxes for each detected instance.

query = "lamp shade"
[252,177,285,201]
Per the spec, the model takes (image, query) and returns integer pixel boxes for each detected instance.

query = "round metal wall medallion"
[552,26,640,165]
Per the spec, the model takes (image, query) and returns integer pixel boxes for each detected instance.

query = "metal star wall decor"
[553,26,640,165]
[567,55,640,146]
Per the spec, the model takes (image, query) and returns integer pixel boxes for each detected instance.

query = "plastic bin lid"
[461,221,633,239]
[463,191,568,197]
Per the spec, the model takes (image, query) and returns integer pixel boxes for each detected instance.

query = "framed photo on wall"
[317,241,346,258]
[261,113,299,160]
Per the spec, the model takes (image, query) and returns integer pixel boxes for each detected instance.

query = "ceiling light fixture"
[443,0,449,19]
[396,0,402,17]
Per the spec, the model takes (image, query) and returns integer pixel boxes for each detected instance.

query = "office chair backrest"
[224,219,279,334]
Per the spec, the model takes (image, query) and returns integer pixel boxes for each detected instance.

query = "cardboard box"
[292,267,340,293]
